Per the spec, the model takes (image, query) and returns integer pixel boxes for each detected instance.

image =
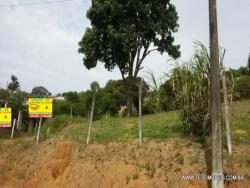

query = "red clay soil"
[0,137,249,188]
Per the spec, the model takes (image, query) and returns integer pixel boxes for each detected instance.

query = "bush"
[160,80,176,111]
[142,98,157,114]
[234,76,250,99]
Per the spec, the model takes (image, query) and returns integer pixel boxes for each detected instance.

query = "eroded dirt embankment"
[0,137,249,188]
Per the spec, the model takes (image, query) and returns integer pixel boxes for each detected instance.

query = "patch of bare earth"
[0,137,249,188]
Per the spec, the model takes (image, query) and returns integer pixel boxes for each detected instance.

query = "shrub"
[234,76,250,99]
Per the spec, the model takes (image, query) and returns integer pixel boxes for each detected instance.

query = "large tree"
[79,0,180,117]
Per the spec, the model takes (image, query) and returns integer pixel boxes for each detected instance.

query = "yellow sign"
[0,108,12,127]
[28,98,53,118]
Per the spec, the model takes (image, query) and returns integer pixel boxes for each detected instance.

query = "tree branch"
[136,46,142,69]
[118,66,125,81]
[134,43,150,77]
[134,47,159,78]
[146,48,158,56]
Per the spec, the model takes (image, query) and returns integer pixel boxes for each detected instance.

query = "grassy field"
[41,110,182,144]
[37,99,250,145]
[227,99,250,142]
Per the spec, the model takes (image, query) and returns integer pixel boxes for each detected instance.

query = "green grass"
[40,115,87,135]
[0,100,249,145]
[58,110,182,144]
[227,99,250,142]
[53,100,249,144]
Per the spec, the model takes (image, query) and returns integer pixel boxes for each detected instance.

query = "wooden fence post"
[138,78,143,146]
[36,117,42,144]
[10,118,16,140]
[87,95,96,144]
[222,69,232,156]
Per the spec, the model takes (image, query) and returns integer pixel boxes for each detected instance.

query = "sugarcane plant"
[170,42,234,136]
[145,71,165,113]
[170,42,211,135]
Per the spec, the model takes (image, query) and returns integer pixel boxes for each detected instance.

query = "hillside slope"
[0,138,249,187]
[0,100,249,188]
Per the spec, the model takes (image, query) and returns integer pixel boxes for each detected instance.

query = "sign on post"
[28,98,53,144]
[28,98,53,118]
[0,108,12,127]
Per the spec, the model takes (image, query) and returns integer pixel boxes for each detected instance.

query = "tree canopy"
[79,0,180,74]
[62,91,79,103]
[31,86,51,97]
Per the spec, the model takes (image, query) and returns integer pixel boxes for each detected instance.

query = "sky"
[0,0,249,94]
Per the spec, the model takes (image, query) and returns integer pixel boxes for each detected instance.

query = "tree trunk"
[209,0,224,187]
[222,70,232,156]
[138,78,143,146]
[17,110,23,131]
[87,94,96,144]
[28,120,33,134]
[36,117,42,144]
[127,78,133,118]
[127,93,132,118]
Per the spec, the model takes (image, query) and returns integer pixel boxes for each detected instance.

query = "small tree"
[9,90,26,131]
[8,75,20,92]
[62,91,80,124]
[7,76,24,131]
[86,81,100,144]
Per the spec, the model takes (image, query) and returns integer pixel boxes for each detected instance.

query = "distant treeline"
[0,63,249,134]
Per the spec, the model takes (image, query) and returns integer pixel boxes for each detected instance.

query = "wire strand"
[0,0,72,8]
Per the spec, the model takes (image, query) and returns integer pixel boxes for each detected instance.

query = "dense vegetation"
[0,52,249,135]
[38,100,250,144]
